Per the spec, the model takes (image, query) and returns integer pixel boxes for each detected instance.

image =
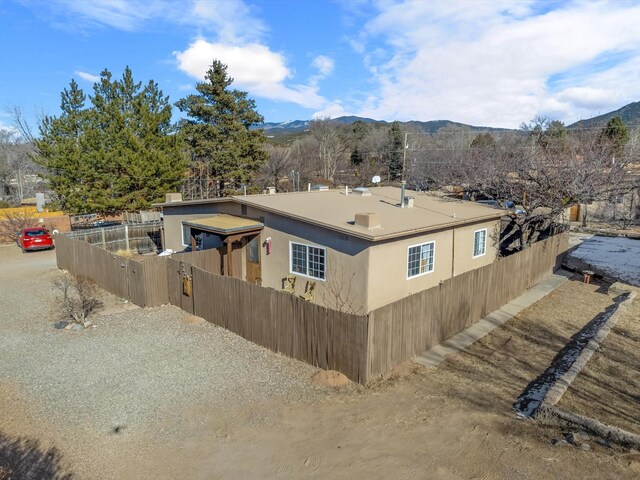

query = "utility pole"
[401,132,408,208]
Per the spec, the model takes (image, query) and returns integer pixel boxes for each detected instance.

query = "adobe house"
[155,187,506,313]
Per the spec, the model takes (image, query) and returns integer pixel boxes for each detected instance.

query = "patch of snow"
[568,236,640,286]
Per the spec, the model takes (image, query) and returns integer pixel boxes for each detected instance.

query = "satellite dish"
[372,175,381,185]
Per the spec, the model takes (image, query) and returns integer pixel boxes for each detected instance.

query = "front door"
[246,234,262,285]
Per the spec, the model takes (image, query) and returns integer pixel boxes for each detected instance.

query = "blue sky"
[2,0,640,132]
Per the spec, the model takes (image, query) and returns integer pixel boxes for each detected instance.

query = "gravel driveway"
[0,243,319,440]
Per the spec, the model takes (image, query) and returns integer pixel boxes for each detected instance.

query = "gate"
[167,257,195,314]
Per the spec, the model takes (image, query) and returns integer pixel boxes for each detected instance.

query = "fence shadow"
[0,431,74,480]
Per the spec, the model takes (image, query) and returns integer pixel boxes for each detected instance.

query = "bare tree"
[0,128,42,204]
[54,274,103,325]
[258,144,292,191]
[289,135,319,188]
[0,207,39,242]
[423,120,637,251]
[310,118,347,181]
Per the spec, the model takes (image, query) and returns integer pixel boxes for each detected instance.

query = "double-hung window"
[407,241,435,278]
[290,242,326,280]
[473,229,487,258]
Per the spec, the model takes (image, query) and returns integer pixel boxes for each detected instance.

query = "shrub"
[54,274,103,324]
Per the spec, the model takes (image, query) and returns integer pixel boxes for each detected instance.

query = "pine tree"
[175,60,268,196]
[599,116,629,159]
[384,121,404,180]
[36,79,92,212]
[36,68,185,214]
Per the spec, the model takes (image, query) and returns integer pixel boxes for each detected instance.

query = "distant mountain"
[256,119,311,133]
[569,101,640,129]
[255,116,505,140]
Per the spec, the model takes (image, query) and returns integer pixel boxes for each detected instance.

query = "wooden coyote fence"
[365,233,569,378]
[54,232,569,384]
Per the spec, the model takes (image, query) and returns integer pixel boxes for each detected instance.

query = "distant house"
[156,187,506,313]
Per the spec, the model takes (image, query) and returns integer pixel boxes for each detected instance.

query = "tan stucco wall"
[365,219,500,311]
[162,202,500,313]
[245,206,370,315]
[366,230,452,310]
[162,201,241,251]
[452,220,500,276]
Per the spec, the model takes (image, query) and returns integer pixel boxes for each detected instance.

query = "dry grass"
[558,285,640,434]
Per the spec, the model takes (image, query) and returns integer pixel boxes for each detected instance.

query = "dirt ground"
[558,285,640,435]
[1,244,639,479]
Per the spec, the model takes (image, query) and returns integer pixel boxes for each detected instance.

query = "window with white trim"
[473,228,487,257]
[407,241,435,278]
[181,223,191,246]
[290,242,326,280]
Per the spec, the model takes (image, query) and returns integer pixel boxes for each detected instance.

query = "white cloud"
[187,0,266,43]
[174,39,339,111]
[175,40,290,87]
[44,0,165,30]
[40,0,265,40]
[354,1,640,127]
[312,103,347,119]
[312,55,335,77]
[75,70,100,83]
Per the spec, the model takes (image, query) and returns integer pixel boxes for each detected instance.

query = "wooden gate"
[166,257,195,314]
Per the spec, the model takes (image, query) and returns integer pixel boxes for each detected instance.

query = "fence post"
[124,224,130,252]
[101,228,106,249]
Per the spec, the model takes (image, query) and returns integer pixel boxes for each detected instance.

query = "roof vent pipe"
[400,181,406,208]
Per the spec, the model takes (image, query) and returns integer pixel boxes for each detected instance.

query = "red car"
[17,227,54,252]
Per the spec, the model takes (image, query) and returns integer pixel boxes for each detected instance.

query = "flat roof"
[160,187,506,242]
[234,186,505,241]
[183,214,263,235]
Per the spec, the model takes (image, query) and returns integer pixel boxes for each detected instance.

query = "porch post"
[226,238,234,277]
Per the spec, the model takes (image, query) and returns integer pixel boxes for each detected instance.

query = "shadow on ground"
[0,431,74,480]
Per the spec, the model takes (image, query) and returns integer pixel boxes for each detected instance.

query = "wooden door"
[246,234,262,285]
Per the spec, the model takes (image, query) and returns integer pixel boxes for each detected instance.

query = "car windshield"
[25,229,47,236]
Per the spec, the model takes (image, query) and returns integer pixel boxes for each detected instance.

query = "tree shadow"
[0,431,74,480]
[513,294,628,416]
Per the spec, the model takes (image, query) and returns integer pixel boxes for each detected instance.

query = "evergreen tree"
[384,121,404,180]
[469,132,496,150]
[349,120,369,166]
[36,68,185,214]
[599,116,629,159]
[175,60,268,195]
[36,79,92,213]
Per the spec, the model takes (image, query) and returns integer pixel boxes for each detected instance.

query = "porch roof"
[183,214,263,236]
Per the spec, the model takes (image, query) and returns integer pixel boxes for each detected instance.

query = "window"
[407,241,435,278]
[181,223,191,246]
[473,229,487,257]
[247,236,260,263]
[290,242,326,280]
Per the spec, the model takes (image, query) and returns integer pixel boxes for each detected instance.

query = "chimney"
[267,187,276,195]
[165,193,182,203]
[354,212,380,229]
